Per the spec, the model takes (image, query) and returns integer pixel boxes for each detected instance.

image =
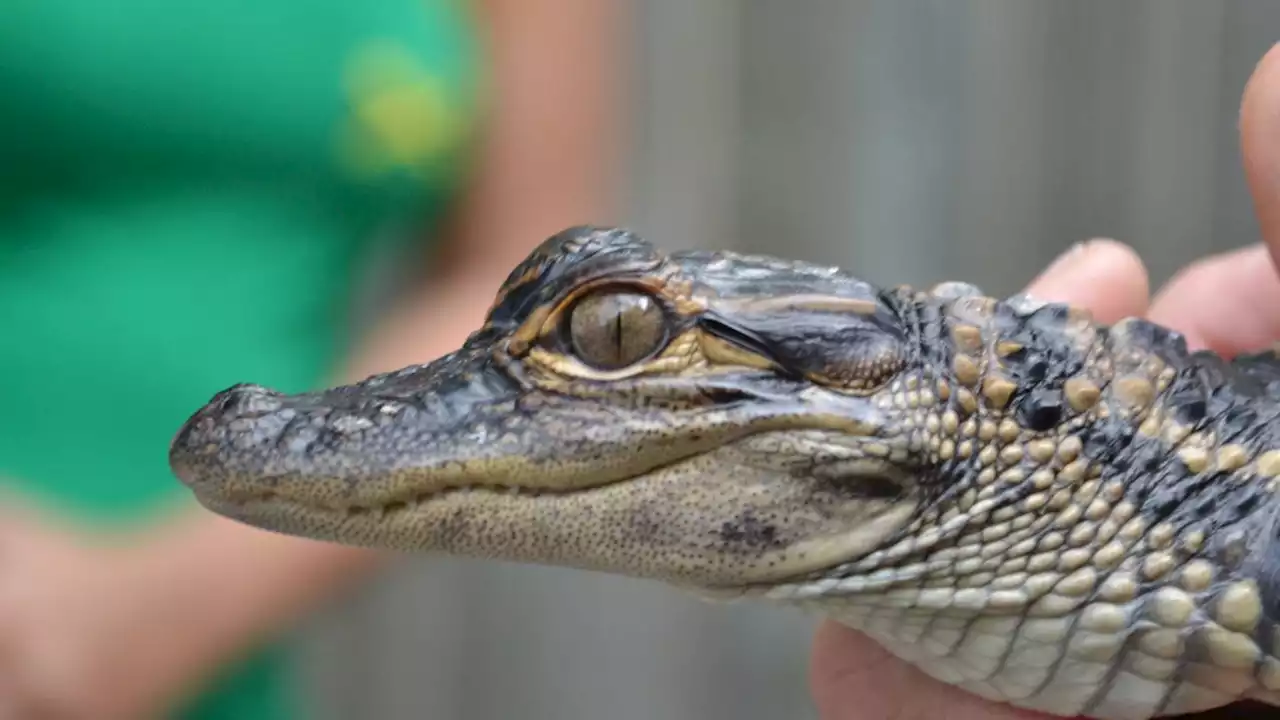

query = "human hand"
[0,487,380,720]
[808,42,1280,720]
[0,499,193,720]
[809,238,1151,720]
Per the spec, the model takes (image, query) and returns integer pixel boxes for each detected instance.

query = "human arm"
[0,1,625,718]
[342,0,626,380]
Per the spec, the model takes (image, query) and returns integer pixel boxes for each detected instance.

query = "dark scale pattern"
[1253,506,1280,636]
[1077,318,1280,627]
[485,226,663,329]
[1224,347,1280,401]
[1087,323,1280,526]
[980,299,1092,429]
[899,293,1099,516]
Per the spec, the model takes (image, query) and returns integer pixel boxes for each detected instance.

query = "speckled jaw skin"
[171,227,1280,720]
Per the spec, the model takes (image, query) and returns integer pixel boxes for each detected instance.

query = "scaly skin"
[170,226,1280,719]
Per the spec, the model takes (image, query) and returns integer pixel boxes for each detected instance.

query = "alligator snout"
[168,383,292,493]
[167,343,527,510]
[209,383,286,417]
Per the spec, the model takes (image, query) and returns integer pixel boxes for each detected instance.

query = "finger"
[1023,238,1151,324]
[1240,42,1280,269]
[1149,244,1280,354]
[809,244,1147,720]
[1154,46,1280,356]
[0,675,53,720]
[810,622,1051,720]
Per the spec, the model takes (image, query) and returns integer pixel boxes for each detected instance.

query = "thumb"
[1241,42,1280,269]
[1142,45,1280,354]
[809,242,1148,720]
[1023,238,1149,323]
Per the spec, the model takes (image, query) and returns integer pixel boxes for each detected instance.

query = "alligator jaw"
[169,333,905,587]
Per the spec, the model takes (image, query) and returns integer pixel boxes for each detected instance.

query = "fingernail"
[1049,237,1118,272]
[1044,241,1090,274]
[1024,240,1100,300]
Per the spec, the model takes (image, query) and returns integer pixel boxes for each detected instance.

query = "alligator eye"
[568,290,668,370]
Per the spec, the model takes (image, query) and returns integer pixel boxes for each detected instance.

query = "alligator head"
[169,226,945,590]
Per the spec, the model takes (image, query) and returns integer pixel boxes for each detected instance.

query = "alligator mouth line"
[200,481,588,521]
[201,451,908,524]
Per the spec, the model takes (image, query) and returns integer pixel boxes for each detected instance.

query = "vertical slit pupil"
[614,308,624,362]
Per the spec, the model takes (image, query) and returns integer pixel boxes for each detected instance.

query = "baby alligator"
[170,226,1280,719]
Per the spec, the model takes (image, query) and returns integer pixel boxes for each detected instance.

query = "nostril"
[171,386,273,449]
[170,384,293,491]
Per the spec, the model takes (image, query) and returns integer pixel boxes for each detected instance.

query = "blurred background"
[2,1,1278,719]
[299,2,1279,719]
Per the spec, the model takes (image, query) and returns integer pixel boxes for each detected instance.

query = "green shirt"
[0,1,481,717]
